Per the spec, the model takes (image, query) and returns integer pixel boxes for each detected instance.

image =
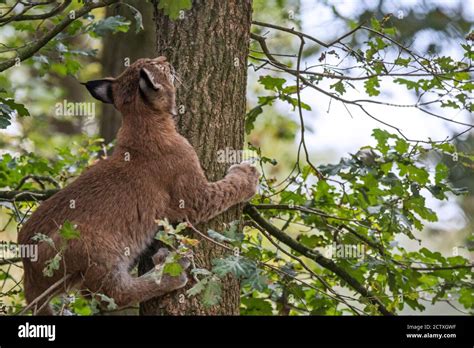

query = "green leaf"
[380,162,393,174]
[419,274,438,287]
[419,248,443,262]
[186,277,208,297]
[280,94,312,111]
[155,230,175,247]
[97,293,118,311]
[406,165,429,185]
[158,0,192,20]
[435,162,449,184]
[245,105,263,134]
[163,262,183,276]
[370,17,381,31]
[31,233,55,248]
[394,78,420,93]
[212,255,255,278]
[64,59,82,76]
[364,76,381,96]
[395,139,409,154]
[71,297,93,316]
[242,268,268,291]
[299,235,322,249]
[207,229,234,243]
[90,16,131,37]
[174,222,188,234]
[206,222,242,244]
[202,278,222,307]
[121,3,144,33]
[43,253,62,277]
[282,85,297,94]
[394,57,411,67]
[330,81,346,95]
[0,97,30,129]
[0,110,11,128]
[459,288,474,309]
[2,98,30,117]
[405,197,438,222]
[59,220,81,240]
[372,128,391,153]
[259,75,286,91]
[223,220,244,242]
[384,27,397,36]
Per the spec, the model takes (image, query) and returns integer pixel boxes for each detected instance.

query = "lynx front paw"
[228,161,260,201]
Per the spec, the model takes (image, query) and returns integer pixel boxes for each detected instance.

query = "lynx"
[18,56,259,315]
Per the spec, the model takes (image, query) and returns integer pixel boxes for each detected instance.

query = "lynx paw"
[161,257,190,290]
[153,248,190,291]
[152,247,170,266]
[228,161,260,201]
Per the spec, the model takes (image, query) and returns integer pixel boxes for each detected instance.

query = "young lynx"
[18,56,259,315]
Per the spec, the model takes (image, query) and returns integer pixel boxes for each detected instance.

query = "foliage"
[241,132,472,315]
[243,6,473,315]
[0,0,144,130]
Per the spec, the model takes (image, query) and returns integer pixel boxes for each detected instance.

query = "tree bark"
[99,0,156,143]
[138,0,253,315]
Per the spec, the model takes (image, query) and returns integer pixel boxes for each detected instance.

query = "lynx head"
[84,56,177,116]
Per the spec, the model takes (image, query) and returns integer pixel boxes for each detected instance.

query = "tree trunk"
[99,0,156,143]
[138,0,253,315]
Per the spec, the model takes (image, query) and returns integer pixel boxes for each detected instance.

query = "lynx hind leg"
[91,250,190,309]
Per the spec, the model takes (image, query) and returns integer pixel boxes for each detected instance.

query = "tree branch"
[0,0,119,72]
[0,257,21,266]
[244,205,394,316]
[0,189,58,201]
[0,0,72,24]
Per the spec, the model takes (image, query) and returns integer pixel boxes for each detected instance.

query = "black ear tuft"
[83,79,114,104]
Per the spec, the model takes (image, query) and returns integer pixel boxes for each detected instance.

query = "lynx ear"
[83,78,114,104]
[139,67,162,94]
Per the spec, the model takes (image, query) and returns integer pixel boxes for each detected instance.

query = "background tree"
[99,0,156,143]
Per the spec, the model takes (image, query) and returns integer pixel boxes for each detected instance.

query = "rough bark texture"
[99,0,156,143]
[138,0,253,315]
